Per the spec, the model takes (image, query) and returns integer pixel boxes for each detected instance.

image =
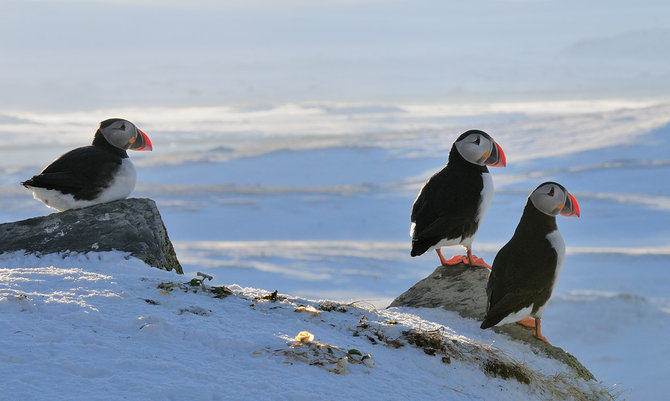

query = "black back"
[410,140,489,256]
[21,131,128,201]
[480,201,559,329]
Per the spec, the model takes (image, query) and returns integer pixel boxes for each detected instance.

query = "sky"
[1,0,669,110]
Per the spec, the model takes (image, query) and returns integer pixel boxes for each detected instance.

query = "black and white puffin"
[410,130,506,268]
[480,182,580,344]
[22,118,152,211]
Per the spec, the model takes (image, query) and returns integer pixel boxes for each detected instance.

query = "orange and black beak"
[560,192,580,217]
[129,128,152,151]
[484,141,506,167]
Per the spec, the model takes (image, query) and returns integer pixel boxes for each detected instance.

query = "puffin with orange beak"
[481,182,580,344]
[22,118,152,211]
[410,130,506,268]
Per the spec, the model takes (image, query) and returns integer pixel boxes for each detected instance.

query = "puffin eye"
[120,123,126,130]
[548,187,555,197]
[474,137,480,145]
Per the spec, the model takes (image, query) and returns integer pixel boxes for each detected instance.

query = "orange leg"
[436,248,450,265]
[533,317,550,345]
[517,317,550,344]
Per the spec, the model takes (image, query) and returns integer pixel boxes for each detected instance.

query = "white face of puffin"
[529,182,580,217]
[99,119,153,151]
[454,131,506,167]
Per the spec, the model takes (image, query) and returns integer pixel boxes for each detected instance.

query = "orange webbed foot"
[443,254,470,265]
[534,333,551,345]
[526,317,551,345]
[435,248,491,269]
[466,255,492,269]
[466,249,491,269]
[516,318,536,329]
[437,251,492,269]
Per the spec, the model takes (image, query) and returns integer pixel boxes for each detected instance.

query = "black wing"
[480,289,539,329]
[481,236,558,327]
[410,166,482,255]
[22,146,122,201]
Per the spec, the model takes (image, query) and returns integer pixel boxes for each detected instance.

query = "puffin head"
[97,118,152,151]
[454,130,506,167]
[529,182,580,217]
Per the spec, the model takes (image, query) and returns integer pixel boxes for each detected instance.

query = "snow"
[0,252,610,401]
[2,0,670,399]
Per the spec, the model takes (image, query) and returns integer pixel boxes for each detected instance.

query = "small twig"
[345,300,379,312]
[196,272,213,291]
[196,272,213,281]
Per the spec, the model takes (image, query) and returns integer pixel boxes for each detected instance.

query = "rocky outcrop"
[389,264,595,381]
[0,198,183,274]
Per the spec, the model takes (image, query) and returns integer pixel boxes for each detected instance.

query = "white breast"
[97,158,137,203]
[533,229,566,317]
[462,172,494,249]
[545,229,566,293]
[477,172,494,227]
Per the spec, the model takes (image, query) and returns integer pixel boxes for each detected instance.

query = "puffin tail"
[480,320,494,330]
[21,179,32,188]
[410,239,433,257]
[480,314,502,330]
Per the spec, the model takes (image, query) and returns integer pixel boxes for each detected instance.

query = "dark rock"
[0,198,183,274]
[390,264,490,320]
[389,263,595,381]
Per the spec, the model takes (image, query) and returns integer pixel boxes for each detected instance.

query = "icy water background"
[1,102,669,399]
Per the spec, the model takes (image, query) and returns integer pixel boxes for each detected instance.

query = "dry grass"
[356,321,619,401]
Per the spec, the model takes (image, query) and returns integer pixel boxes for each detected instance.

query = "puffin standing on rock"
[480,182,580,344]
[22,118,152,211]
[410,130,506,268]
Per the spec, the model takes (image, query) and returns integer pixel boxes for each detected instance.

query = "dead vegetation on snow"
[153,275,618,400]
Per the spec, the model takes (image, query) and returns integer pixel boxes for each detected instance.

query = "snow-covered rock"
[390,263,595,381]
[0,198,182,274]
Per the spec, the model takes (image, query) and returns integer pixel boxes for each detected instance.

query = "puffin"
[410,130,506,268]
[480,182,580,344]
[22,118,152,211]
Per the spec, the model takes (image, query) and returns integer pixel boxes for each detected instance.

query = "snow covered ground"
[0,252,613,400]
[2,0,670,399]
